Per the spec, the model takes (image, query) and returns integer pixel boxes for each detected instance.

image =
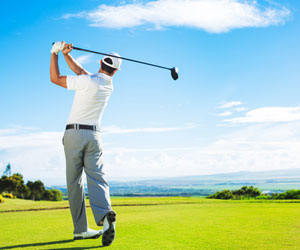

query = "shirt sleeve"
[66,75,90,91]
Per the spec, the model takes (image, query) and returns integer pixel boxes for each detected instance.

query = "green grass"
[0,198,70,212]
[1,197,300,249]
[0,197,209,212]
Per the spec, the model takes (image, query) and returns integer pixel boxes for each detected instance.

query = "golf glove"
[51,41,65,55]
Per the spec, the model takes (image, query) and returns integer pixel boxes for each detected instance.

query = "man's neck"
[98,69,112,76]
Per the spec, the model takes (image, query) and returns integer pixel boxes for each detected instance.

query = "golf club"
[71,45,179,80]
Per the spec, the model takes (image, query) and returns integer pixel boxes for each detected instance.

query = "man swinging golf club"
[50,41,119,246]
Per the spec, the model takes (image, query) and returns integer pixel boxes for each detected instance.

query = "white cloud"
[218,111,233,116]
[0,128,65,185]
[0,124,195,184]
[63,0,290,33]
[224,106,300,124]
[102,124,195,134]
[235,107,247,112]
[75,55,92,65]
[0,126,38,136]
[2,120,300,183]
[219,101,243,109]
[104,122,300,179]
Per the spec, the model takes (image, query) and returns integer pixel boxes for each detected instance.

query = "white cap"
[102,52,122,70]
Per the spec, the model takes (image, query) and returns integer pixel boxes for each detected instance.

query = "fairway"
[1,197,300,249]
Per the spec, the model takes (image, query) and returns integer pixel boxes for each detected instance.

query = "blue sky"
[1,0,300,185]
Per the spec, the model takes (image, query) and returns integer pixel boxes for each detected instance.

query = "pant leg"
[83,130,111,225]
[63,129,88,234]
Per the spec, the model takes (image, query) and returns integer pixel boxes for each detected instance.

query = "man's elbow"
[50,75,67,88]
[50,71,58,82]
[50,75,62,85]
[50,75,58,83]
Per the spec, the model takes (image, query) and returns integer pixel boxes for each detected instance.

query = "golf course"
[1,197,299,249]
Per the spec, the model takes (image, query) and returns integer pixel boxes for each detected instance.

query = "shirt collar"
[98,73,112,81]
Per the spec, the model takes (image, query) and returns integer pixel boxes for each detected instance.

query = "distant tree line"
[207,186,300,200]
[207,186,261,200]
[269,190,300,200]
[0,173,62,201]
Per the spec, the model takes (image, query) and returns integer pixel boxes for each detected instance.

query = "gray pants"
[63,128,111,234]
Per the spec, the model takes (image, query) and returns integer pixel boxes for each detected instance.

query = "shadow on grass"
[0,239,104,249]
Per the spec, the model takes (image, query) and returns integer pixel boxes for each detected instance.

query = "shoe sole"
[102,211,116,246]
[74,233,101,240]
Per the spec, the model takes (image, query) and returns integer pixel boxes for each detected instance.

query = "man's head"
[100,52,122,76]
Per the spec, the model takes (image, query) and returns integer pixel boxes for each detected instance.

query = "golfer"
[50,41,120,246]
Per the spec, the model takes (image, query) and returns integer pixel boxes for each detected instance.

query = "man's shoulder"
[72,73,112,86]
[71,73,93,82]
[66,73,94,90]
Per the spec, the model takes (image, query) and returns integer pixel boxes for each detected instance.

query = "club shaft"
[72,46,171,71]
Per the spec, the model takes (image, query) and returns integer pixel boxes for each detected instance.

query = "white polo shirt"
[66,73,113,126]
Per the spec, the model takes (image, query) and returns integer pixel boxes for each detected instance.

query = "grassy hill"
[50,169,300,197]
[108,168,300,196]
[1,197,300,249]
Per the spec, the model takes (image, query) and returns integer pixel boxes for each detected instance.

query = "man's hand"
[50,41,67,88]
[62,43,73,55]
[51,41,65,55]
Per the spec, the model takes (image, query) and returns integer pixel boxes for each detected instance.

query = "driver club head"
[171,67,179,80]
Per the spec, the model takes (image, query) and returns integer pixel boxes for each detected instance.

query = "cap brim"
[102,59,120,70]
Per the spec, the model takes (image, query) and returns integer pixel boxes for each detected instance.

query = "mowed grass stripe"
[0,197,207,213]
[0,198,300,249]
[1,197,300,213]
[0,203,204,213]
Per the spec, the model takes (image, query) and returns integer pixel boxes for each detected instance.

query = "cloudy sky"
[1,0,300,185]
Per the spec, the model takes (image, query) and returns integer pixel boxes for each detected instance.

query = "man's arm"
[50,53,67,88]
[62,43,90,75]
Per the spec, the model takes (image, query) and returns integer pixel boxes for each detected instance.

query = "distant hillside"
[141,168,300,182]
[51,168,300,197]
